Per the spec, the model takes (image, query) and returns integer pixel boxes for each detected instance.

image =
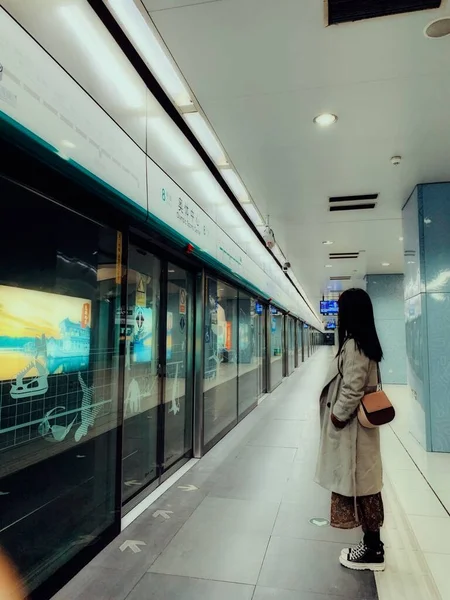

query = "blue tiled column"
[366,274,407,385]
[403,183,450,452]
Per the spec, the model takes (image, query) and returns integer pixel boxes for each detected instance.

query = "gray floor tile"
[253,586,364,600]
[258,537,377,598]
[234,445,297,467]
[209,464,290,502]
[283,474,330,506]
[127,573,254,600]
[90,505,196,571]
[151,477,210,511]
[275,403,314,420]
[248,419,303,448]
[150,523,269,584]
[273,501,361,544]
[52,565,143,600]
[185,496,279,536]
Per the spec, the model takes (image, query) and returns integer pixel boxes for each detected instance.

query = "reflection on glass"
[0,178,121,594]
[164,264,193,469]
[122,247,160,503]
[304,324,310,357]
[203,278,238,445]
[270,307,284,389]
[256,303,267,398]
[287,316,296,375]
[297,321,304,364]
[238,294,260,416]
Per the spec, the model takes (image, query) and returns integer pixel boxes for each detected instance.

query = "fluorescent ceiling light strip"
[184,112,228,167]
[148,117,199,168]
[272,244,285,262]
[107,0,192,107]
[58,4,144,110]
[242,202,263,226]
[220,168,249,203]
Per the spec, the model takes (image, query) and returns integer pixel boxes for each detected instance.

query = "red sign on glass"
[81,302,90,329]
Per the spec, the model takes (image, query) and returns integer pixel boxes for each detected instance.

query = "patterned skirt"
[331,492,384,532]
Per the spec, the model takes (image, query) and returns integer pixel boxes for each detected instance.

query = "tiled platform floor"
[54,349,378,600]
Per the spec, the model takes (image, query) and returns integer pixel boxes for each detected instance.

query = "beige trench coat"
[315,339,383,498]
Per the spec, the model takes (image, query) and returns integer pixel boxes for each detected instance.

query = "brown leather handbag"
[358,365,395,429]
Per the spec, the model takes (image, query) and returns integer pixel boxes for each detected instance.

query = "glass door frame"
[122,235,197,510]
[301,321,305,363]
[159,260,195,483]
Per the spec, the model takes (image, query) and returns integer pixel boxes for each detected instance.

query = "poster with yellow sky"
[0,285,91,380]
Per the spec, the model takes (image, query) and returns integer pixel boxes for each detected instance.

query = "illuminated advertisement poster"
[167,312,173,360]
[132,307,173,363]
[133,306,153,363]
[0,285,91,388]
[225,322,232,351]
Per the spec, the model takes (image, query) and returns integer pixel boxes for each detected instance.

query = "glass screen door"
[122,246,193,504]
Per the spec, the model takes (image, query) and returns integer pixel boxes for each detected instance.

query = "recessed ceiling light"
[322,240,334,245]
[399,236,404,241]
[61,140,76,149]
[325,264,333,268]
[314,113,337,127]
[425,17,450,39]
[381,262,390,267]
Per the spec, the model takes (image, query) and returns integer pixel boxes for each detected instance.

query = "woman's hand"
[331,413,347,429]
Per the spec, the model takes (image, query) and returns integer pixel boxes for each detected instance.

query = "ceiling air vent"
[329,194,378,212]
[329,252,359,260]
[327,0,442,25]
[330,276,352,281]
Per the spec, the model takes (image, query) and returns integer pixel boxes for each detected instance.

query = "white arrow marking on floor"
[125,480,142,487]
[178,485,198,492]
[153,510,173,520]
[310,518,329,527]
[120,540,146,553]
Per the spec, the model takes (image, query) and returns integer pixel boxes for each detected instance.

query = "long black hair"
[337,288,383,363]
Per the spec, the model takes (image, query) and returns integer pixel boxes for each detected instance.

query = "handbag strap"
[377,363,383,391]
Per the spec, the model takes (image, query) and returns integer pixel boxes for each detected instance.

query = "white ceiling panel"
[149,0,450,99]
[142,0,223,12]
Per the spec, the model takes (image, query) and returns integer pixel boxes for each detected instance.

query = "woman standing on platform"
[315,288,385,572]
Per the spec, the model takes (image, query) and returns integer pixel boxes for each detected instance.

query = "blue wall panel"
[366,274,407,385]
[403,182,450,452]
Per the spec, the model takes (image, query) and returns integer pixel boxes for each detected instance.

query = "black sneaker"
[340,539,364,558]
[339,542,385,572]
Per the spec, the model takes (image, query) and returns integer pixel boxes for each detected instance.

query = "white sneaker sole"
[339,554,385,572]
